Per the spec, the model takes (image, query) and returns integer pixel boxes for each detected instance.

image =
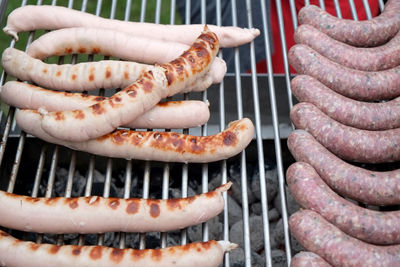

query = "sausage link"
[2,47,220,92]
[3,5,260,48]
[0,231,237,267]
[0,81,210,129]
[294,25,400,71]
[291,252,331,267]
[289,44,400,101]
[291,75,400,130]
[287,162,400,245]
[16,110,254,163]
[288,130,400,206]
[25,28,227,85]
[290,102,400,163]
[290,210,400,267]
[297,0,400,47]
[40,26,218,142]
[0,183,230,234]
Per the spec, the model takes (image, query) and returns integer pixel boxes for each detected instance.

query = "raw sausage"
[290,209,400,267]
[0,230,237,267]
[40,25,218,142]
[290,102,400,163]
[288,130,400,206]
[288,44,400,101]
[291,252,331,267]
[0,182,230,233]
[2,47,220,92]
[297,0,400,47]
[16,110,254,163]
[294,24,400,71]
[3,5,260,48]
[287,162,400,245]
[291,75,400,130]
[0,81,210,129]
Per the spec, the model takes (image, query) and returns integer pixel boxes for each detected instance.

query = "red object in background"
[256,0,380,73]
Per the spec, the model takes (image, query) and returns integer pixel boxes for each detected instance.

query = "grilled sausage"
[297,0,400,47]
[0,231,237,267]
[3,5,260,48]
[294,24,400,71]
[288,130,400,206]
[290,209,400,267]
[16,110,254,163]
[40,25,218,142]
[290,102,400,163]
[2,47,221,92]
[0,182,230,234]
[288,44,400,101]
[291,75,400,130]
[0,81,210,129]
[287,162,400,245]
[291,252,331,267]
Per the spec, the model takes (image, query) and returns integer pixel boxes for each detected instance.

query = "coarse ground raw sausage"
[291,75,400,130]
[294,24,400,71]
[290,209,400,267]
[0,81,210,129]
[0,230,237,267]
[291,252,331,267]
[288,44,400,101]
[16,110,254,163]
[0,182,230,234]
[290,102,400,163]
[40,25,218,142]
[2,47,220,92]
[287,162,400,245]
[297,0,400,47]
[288,130,400,206]
[3,5,260,48]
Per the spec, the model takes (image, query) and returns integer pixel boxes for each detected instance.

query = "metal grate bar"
[348,0,359,20]
[333,0,343,18]
[319,0,326,10]
[362,0,373,19]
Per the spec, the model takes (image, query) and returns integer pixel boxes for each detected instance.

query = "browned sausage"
[287,162,400,245]
[289,44,400,101]
[290,209,400,267]
[291,75,400,130]
[290,102,400,163]
[297,0,400,47]
[288,129,400,206]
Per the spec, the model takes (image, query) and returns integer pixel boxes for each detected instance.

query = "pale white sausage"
[16,110,254,163]
[39,26,219,141]
[2,47,222,92]
[0,231,237,267]
[4,5,260,48]
[0,182,230,233]
[0,81,210,129]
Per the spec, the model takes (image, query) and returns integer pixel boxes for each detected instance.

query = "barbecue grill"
[0,0,385,266]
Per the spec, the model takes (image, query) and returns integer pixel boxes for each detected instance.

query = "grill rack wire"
[0,0,384,266]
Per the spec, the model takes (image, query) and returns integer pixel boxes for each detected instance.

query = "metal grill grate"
[0,0,383,266]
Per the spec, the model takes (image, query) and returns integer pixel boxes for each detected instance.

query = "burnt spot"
[126,199,140,214]
[205,191,217,198]
[197,248,201,252]
[147,200,161,218]
[71,74,77,81]
[130,133,146,146]
[91,103,106,115]
[91,47,101,54]
[108,199,120,210]
[201,241,214,250]
[56,70,62,77]
[110,248,124,263]
[89,74,95,81]
[0,231,10,237]
[111,132,128,145]
[114,97,122,102]
[166,198,182,210]
[126,89,137,98]
[223,131,237,146]
[153,133,162,141]
[151,249,162,261]
[94,96,106,102]
[90,246,103,260]
[49,245,61,254]
[25,197,41,203]
[105,67,112,79]
[65,198,79,209]
[42,68,48,74]
[124,71,129,79]
[72,246,82,256]
[64,47,73,54]
[44,197,61,206]
[78,47,87,53]
[199,33,218,46]
[54,112,65,121]
[187,196,196,203]
[73,110,85,120]
[165,71,175,86]
[131,249,148,261]
[29,243,40,251]
[142,81,154,93]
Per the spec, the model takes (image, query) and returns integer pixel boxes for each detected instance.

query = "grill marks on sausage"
[126,200,140,214]
[108,199,120,210]
[72,246,82,256]
[131,249,148,261]
[65,198,79,209]
[147,199,161,218]
[91,103,106,115]
[110,248,124,263]
[49,245,61,254]
[89,246,103,260]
